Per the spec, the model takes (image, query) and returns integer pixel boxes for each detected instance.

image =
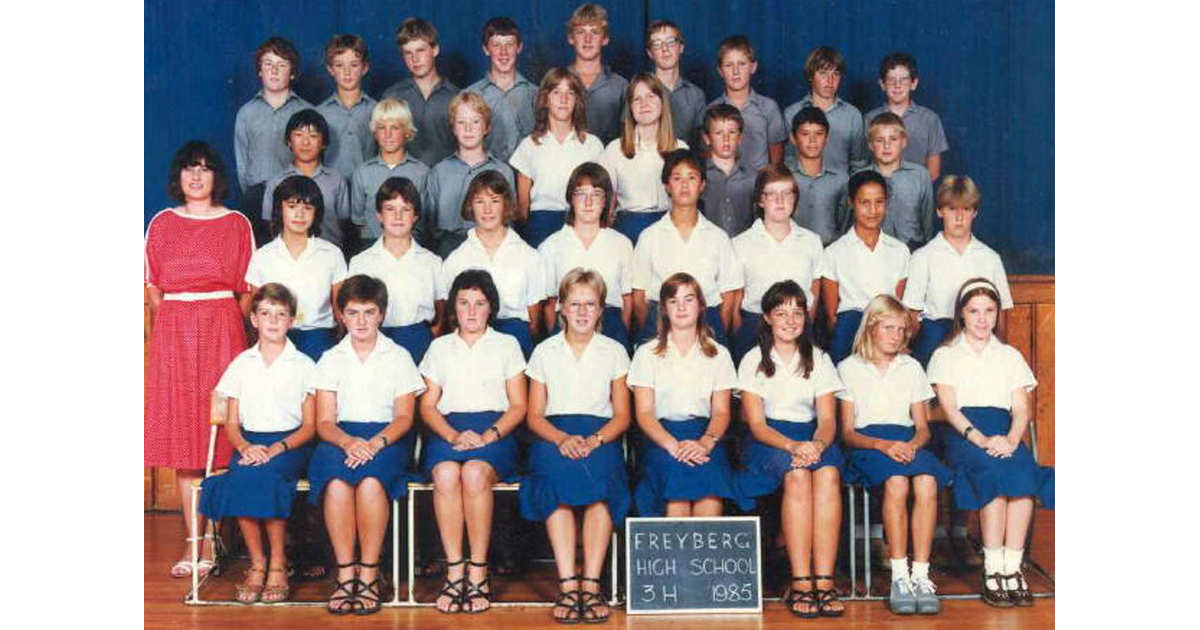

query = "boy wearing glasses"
[567,3,628,144]
[783,46,868,176]
[646,20,706,148]
[863,52,948,180]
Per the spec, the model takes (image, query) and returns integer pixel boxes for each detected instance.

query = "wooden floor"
[145,510,1053,629]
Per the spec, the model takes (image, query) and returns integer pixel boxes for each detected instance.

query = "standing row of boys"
[145,2,1052,622]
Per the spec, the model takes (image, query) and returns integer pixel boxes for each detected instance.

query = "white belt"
[163,290,234,301]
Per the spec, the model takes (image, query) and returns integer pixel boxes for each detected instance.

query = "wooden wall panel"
[1034,304,1055,466]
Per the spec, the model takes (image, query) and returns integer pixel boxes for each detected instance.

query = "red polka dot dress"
[144,208,254,470]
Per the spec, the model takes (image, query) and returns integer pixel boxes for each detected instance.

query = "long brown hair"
[755,280,814,379]
[652,273,718,358]
[531,68,588,145]
[619,73,677,159]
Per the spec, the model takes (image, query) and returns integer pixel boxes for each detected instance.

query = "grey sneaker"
[912,576,941,614]
[889,577,917,615]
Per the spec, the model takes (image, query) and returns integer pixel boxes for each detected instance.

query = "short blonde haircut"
[556,268,608,332]
[851,294,910,362]
[448,91,492,136]
[371,98,417,140]
[567,3,610,36]
[936,175,982,209]
[866,111,907,140]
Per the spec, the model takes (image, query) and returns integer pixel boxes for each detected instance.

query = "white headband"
[960,280,998,298]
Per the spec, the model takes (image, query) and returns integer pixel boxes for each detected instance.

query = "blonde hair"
[556,268,608,332]
[620,73,677,159]
[653,273,718,358]
[851,294,910,362]
[567,3,609,36]
[866,111,907,140]
[936,175,982,209]
[371,98,417,140]
[448,91,492,137]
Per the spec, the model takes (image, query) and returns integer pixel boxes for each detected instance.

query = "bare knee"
[431,462,463,492]
[783,469,813,499]
[884,476,910,502]
[912,475,937,502]
[813,467,841,497]
[461,461,496,494]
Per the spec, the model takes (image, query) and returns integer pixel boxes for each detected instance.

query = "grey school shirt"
[348,154,431,240]
[234,90,314,192]
[783,95,869,175]
[665,76,707,148]
[788,156,849,247]
[709,90,788,173]
[701,159,757,238]
[463,72,538,164]
[381,77,459,168]
[317,92,378,181]
[260,164,352,250]
[424,153,515,237]
[862,101,949,164]
[856,160,934,250]
[574,66,628,145]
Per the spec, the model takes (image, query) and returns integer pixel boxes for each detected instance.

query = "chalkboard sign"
[625,516,762,614]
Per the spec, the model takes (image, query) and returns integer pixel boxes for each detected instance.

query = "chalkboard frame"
[624,516,763,615]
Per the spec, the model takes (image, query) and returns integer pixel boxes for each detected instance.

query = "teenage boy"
[261,110,352,251]
[463,17,537,164]
[235,36,313,242]
[317,34,378,182]
[863,52,949,180]
[860,113,934,250]
[708,35,786,173]
[382,18,458,167]
[349,99,431,250]
[646,19,706,148]
[700,104,756,238]
[566,3,628,144]
[783,46,868,175]
[788,106,849,247]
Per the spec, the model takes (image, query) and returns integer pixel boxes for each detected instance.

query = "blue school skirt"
[611,210,666,246]
[493,317,535,360]
[830,309,863,364]
[419,411,521,482]
[910,318,953,369]
[382,321,434,364]
[942,407,1055,510]
[637,303,728,349]
[551,306,631,355]
[200,430,313,519]
[518,414,631,523]
[519,210,566,249]
[845,424,953,488]
[736,420,844,499]
[288,328,336,362]
[731,310,764,366]
[307,422,417,503]
[634,417,752,517]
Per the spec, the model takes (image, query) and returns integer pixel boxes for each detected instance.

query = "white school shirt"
[348,238,442,326]
[245,237,347,329]
[836,354,933,429]
[599,137,688,214]
[216,340,316,432]
[820,228,910,313]
[420,327,527,414]
[926,334,1037,410]
[631,213,744,304]
[508,132,604,211]
[313,334,426,423]
[733,219,825,313]
[627,338,738,421]
[902,232,1014,320]
[737,346,842,423]
[441,228,547,321]
[527,332,630,417]
[538,225,633,310]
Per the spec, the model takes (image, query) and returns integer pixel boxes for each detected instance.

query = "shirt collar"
[753,218,806,241]
[466,226,522,250]
[950,333,1001,356]
[255,89,303,107]
[802,94,846,110]
[934,231,982,253]
[320,92,370,109]
[452,327,497,350]
[846,227,902,249]
[368,236,422,261]
[245,338,302,362]
[368,153,421,169]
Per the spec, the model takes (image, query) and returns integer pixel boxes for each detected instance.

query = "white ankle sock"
[890,558,910,581]
[911,561,930,581]
[982,547,1004,575]
[1002,548,1024,589]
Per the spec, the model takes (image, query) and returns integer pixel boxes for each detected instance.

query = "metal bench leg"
[189,484,200,603]
[390,499,401,604]
[847,485,857,598]
[863,486,872,598]
[407,488,418,605]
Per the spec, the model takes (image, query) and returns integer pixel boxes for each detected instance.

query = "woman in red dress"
[145,140,255,577]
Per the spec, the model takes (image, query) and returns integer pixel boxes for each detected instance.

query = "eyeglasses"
[565,301,600,312]
[884,75,913,87]
[648,37,680,51]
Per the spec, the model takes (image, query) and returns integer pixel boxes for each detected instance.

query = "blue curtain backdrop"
[145,0,1053,273]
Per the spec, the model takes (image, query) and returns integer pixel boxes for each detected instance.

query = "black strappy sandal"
[326,561,361,615]
[552,575,582,624]
[463,560,492,614]
[436,559,467,614]
[354,561,386,615]
[982,571,1014,608]
[785,576,819,618]
[1006,570,1034,607]
[578,576,610,624]
[812,575,844,618]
